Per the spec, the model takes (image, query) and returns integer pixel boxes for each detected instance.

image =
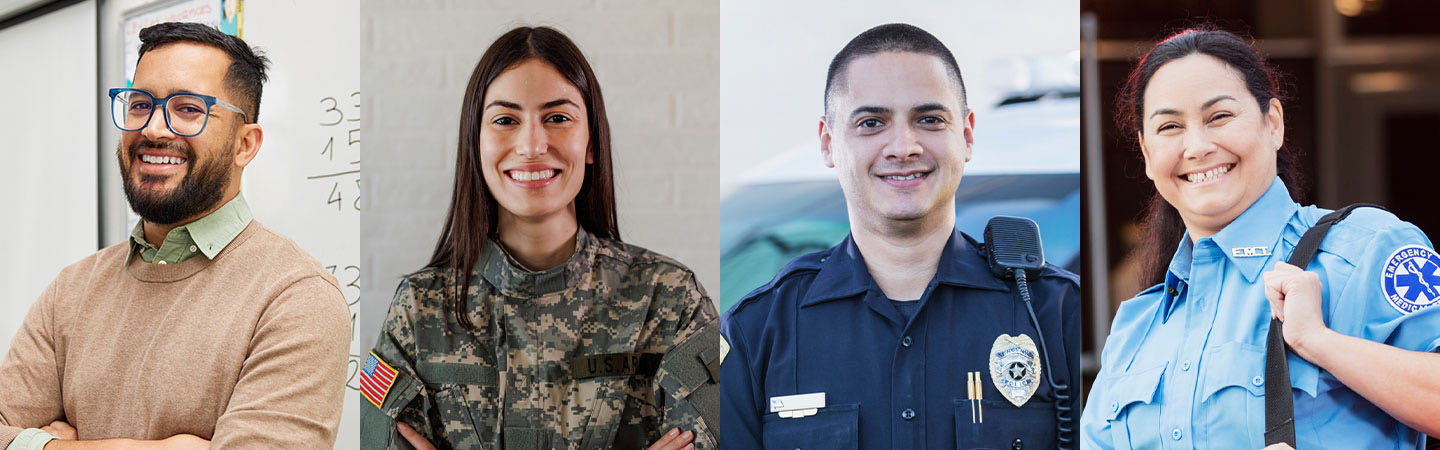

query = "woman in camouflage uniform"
[360,26,720,450]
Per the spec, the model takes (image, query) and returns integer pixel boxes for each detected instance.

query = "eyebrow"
[1149,95,1240,119]
[541,99,579,109]
[849,106,891,121]
[484,99,580,112]
[911,103,950,115]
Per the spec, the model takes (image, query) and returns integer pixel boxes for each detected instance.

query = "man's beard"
[119,139,233,225]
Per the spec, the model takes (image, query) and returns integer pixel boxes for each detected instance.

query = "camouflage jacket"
[361,229,720,450]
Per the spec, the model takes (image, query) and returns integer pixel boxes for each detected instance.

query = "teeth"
[1185,165,1231,183]
[509,170,556,181]
[883,173,923,181]
[140,155,185,165]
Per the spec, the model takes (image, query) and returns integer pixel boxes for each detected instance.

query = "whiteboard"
[0,0,97,360]
[234,2,363,449]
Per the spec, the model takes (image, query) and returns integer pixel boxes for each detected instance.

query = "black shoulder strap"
[1265,203,1383,446]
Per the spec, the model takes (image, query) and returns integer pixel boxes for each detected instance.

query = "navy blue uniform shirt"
[720,228,1081,450]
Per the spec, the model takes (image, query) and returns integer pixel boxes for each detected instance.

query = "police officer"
[720,23,1081,450]
[359,27,720,450]
[1082,28,1440,449]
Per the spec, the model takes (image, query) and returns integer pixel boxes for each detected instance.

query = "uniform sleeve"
[0,277,67,447]
[1328,223,1440,353]
[1060,278,1082,448]
[1080,363,1116,450]
[209,275,351,449]
[718,312,764,450]
[653,271,720,449]
[360,279,433,450]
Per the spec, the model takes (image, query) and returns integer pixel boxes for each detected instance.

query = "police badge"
[989,333,1041,407]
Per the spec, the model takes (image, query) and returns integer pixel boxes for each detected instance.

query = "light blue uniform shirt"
[1083,177,1440,449]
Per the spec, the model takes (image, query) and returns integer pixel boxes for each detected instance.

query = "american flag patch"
[360,350,398,409]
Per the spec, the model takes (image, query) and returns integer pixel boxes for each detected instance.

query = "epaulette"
[728,247,832,313]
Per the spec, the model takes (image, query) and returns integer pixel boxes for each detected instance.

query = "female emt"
[1082,28,1440,449]
[359,27,719,450]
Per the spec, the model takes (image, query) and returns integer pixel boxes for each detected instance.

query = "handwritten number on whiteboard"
[328,183,343,211]
[346,357,361,391]
[320,97,343,126]
[348,91,361,122]
[354,179,362,211]
[321,137,335,161]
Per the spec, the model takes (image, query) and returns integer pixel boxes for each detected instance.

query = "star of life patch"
[1381,245,1440,315]
[360,350,398,409]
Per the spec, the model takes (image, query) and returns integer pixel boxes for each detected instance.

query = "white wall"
[0,0,97,357]
[359,0,721,348]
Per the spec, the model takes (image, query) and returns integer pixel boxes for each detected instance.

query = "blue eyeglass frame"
[108,87,249,137]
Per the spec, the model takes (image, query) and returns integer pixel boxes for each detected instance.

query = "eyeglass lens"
[112,91,210,136]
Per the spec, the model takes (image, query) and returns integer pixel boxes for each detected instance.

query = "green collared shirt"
[127,194,253,265]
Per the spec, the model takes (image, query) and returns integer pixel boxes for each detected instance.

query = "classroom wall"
[358,0,721,347]
[0,0,96,357]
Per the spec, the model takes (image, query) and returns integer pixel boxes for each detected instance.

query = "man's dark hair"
[824,23,967,117]
[138,22,269,123]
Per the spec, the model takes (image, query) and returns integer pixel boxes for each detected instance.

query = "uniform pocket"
[1098,363,1164,449]
[760,403,860,450]
[1197,342,1265,448]
[419,362,501,448]
[1198,341,1322,448]
[953,398,1056,450]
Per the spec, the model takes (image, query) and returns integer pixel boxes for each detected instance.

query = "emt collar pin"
[1231,246,1272,258]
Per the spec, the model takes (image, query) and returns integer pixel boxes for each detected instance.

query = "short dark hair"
[138,22,269,123]
[824,23,967,116]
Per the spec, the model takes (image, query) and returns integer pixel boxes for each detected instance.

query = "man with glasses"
[0,22,349,449]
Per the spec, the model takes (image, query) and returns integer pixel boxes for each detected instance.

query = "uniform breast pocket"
[760,403,860,450]
[953,398,1056,450]
[1198,342,1320,449]
[1099,363,1164,449]
[419,361,501,449]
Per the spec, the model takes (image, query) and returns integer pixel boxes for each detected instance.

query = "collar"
[126,193,254,265]
[800,227,1008,308]
[480,227,596,298]
[1207,177,1298,283]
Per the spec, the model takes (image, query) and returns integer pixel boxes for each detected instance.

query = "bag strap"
[1265,203,1382,446]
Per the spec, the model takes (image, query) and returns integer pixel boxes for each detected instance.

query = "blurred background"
[1082,0,1440,395]
[719,0,1081,311]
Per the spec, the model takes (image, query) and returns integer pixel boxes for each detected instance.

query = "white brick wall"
[359,0,720,347]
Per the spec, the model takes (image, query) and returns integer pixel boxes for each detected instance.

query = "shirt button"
[189,245,198,252]
[1172,428,1182,440]
[157,260,167,265]
[1110,401,1118,412]
[901,408,915,420]
[901,336,913,347]
[1252,376,1264,386]
[1181,361,1190,371]
[1011,438,1023,450]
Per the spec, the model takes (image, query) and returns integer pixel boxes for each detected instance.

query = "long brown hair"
[1117,27,1306,287]
[427,26,620,329]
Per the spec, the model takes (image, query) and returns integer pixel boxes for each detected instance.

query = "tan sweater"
[0,221,350,449]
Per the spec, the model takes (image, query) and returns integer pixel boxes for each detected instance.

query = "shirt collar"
[801,227,1008,308]
[480,227,595,298]
[1207,177,1298,283]
[126,193,254,265]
